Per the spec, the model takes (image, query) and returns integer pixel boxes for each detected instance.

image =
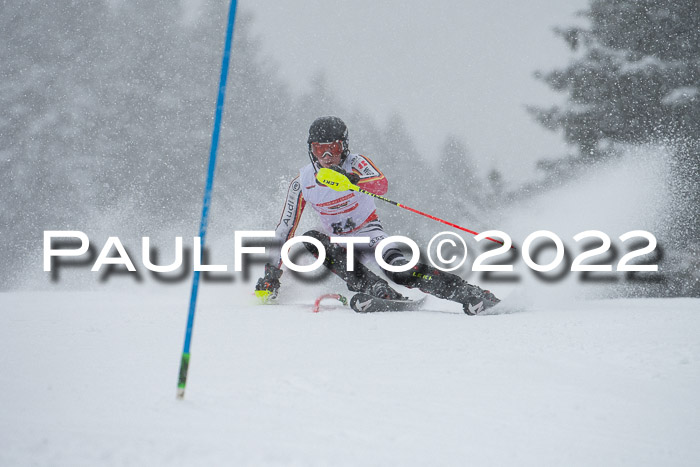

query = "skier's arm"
[351,155,388,195]
[255,176,305,300]
[270,175,306,268]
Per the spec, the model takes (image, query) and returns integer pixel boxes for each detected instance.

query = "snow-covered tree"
[532,0,699,155]
[531,0,699,295]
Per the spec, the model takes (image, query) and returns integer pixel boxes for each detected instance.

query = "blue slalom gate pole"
[177,0,238,400]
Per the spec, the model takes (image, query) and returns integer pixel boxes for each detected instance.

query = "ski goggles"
[310,140,343,158]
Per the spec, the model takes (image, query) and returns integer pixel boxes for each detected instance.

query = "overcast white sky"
[246,0,589,182]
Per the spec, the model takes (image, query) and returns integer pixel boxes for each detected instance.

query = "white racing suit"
[266,153,500,312]
[270,153,403,269]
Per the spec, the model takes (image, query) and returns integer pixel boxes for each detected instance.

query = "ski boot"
[387,260,499,315]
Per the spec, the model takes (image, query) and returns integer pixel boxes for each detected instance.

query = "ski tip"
[350,294,372,313]
[463,298,501,315]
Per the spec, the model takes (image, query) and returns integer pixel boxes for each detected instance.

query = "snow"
[661,86,698,106]
[1,287,698,466]
[3,137,696,465]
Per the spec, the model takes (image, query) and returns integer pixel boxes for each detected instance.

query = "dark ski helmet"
[307,116,349,163]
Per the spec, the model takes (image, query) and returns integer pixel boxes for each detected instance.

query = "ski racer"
[255,116,500,314]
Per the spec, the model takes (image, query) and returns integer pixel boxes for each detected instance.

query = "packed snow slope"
[3,145,697,465]
[1,287,699,466]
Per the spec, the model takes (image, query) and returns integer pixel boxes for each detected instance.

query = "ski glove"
[255,263,283,300]
[329,165,360,185]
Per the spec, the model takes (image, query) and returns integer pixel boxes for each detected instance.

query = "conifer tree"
[531,0,699,295]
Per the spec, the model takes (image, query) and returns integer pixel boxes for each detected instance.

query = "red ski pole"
[316,168,507,247]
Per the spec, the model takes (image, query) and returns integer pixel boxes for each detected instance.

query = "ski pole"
[316,168,507,247]
[312,293,348,313]
[177,0,239,400]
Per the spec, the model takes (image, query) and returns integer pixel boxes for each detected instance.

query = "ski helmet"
[307,116,349,163]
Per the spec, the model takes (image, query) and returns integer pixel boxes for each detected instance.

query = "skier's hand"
[329,165,360,185]
[255,263,283,302]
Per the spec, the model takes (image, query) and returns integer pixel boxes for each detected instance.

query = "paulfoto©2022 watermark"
[43,229,660,282]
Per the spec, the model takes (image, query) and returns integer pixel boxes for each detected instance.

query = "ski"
[349,293,427,313]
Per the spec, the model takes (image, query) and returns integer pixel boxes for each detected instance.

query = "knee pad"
[302,230,349,264]
[302,230,329,257]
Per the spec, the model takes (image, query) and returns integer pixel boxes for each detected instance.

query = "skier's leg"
[302,230,403,300]
[349,220,499,313]
[385,259,500,314]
